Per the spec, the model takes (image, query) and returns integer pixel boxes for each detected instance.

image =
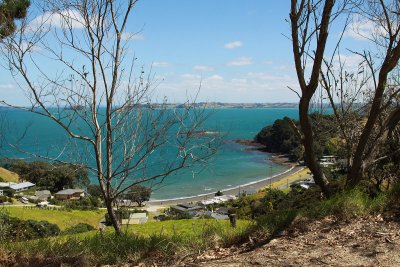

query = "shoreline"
[147,139,301,206]
[148,165,303,206]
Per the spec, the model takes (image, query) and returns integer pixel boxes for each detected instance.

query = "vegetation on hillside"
[255,114,339,161]
[0,159,89,193]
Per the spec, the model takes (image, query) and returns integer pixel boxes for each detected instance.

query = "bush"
[0,212,60,241]
[65,196,102,210]
[63,223,95,235]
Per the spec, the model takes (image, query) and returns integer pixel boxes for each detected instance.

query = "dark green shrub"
[63,223,95,235]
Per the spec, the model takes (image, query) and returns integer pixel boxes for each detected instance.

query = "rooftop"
[9,182,35,190]
[55,189,84,195]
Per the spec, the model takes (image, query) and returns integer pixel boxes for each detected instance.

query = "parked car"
[20,197,29,204]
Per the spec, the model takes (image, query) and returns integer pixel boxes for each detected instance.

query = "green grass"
[305,187,389,219]
[2,219,253,265]
[0,167,19,182]
[124,218,251,237]
[2,207,106,230]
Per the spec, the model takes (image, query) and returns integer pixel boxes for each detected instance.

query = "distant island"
[117,102,300,109]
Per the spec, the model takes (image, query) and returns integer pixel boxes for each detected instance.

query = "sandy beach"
[147,164,307,206]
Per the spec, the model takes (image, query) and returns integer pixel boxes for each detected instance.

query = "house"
[0,189,2,196]
[55,189,84,201]
[9,182,35,192]
[170,203,203,216]
[0,182,16,189]
[121,213,148,225]
[29,190,52,202]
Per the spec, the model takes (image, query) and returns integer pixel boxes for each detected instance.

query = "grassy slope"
[0,167,19,182]
[3,207,106,230]
[124,218,252,237]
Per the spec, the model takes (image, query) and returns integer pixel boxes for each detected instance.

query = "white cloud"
[194,65,214,72]
[224,41,243,49]
[153,62,171,67]
[0,84,15,90]
[120,32,144,41]
[29,10,85,31]
[344,15,387,41]
[263,60,273,65]
[153,71,300,103]
[207,75,223,81]
[227,57,253,66]
[181,73,201,80]
[273,65,293,71]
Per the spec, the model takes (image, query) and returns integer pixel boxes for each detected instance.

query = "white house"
[9,182,35,192]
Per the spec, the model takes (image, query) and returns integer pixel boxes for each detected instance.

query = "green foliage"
[87,184,102,197]
[1,159,89,193]
[255,117,301,160]
[65,196,102,210]
[0,0,30,38]
[0,211,60,241]
[306,188,388,219]
[125,184,152,206]
[0,195,13,203]
[255,114,340,161]
[63,223,95,235]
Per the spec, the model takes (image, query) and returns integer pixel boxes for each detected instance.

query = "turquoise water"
[0,108,298,200]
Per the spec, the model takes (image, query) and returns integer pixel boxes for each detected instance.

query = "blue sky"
[0,1,369,105]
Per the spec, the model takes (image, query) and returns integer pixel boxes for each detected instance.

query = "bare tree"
[344,1,400,187]
[0,0,217,234]
[289,0,340,196]
[290,0,400,193]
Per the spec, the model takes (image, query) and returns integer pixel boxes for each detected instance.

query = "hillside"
[186,215,400,266]
[0,167,19,182]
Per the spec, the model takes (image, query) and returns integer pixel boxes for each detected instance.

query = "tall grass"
[1,219,253,265]
[305,187,389,219]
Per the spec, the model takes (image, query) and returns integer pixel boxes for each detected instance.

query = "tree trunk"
[105,198,122,235]
[299,97,331,197]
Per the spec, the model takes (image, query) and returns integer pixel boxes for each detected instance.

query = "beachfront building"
[319,155,338,167]
[199,195,237,206]
[170,203,203,217]
[55,189,84,201]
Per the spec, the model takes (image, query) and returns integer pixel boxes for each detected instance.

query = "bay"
[0,108,298,200]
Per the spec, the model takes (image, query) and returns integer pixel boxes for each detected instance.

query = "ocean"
[0,108,298,200]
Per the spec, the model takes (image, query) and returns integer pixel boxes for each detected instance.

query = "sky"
[0,0,370,105]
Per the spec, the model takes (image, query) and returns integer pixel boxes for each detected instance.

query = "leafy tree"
[125,184,152,207]
[255,114,338,162]
[0,0,29,38]
[87,184,102,198]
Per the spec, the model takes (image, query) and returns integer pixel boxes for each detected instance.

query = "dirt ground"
[183,215,400,266]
